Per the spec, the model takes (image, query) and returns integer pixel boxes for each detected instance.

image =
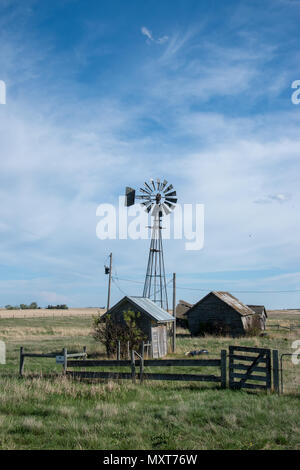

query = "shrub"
[92,309,147,357]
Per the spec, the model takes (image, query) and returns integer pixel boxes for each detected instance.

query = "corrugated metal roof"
[127,296,175,322]
[212,291,255,317]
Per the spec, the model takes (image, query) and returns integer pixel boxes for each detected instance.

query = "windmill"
[125,178,177,310]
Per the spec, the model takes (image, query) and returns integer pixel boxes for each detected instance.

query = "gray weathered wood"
[229,345,270,354]
[229,345,272,391]
[131,350,136,384]
[220,349,227,389]
[68,360,132,367]
[143,373,221,382]
[272,349,279,393]
[19,346,24,377]
[143,359,221,367]
[66,352,87,358]
[67,358,220,368]
[22,353,57,358]
[63,348,67,375]
[117,341,120,361]
[229,354,267,363]
[140,342,144,383]
[230,363,266,373]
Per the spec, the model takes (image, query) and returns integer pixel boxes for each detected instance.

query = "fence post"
[140,342,144,384]
[117,341,121,361]
[63,348,67,375]
[220,349,227,389]
[272,349,279,394]
[19,346,24,377]
[131,350,136,384]
[127,341,130,360]
[83,346,87,357]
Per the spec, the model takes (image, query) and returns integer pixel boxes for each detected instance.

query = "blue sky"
[1,0,300,308]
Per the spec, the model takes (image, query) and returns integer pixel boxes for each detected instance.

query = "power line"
[111,275,300,294]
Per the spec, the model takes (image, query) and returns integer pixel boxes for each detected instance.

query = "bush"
[92,309,147,358]
[46,304,68,309]
[196,321,231,337]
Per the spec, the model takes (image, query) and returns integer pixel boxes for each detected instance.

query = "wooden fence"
[19,346,87,377]
[18,345,282,393]
[66,349,227,387]
[228,345,279,391]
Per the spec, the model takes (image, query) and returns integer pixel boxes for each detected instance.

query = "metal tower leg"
[143,214,168,310]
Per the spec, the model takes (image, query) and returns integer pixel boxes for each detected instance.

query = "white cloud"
[141,26,168,45]
[254,194,291,204]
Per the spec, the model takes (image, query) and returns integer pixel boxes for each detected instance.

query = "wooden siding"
[109,299,152,339]
[109,300,169,358]
[151,325,168,358]
[188,293,245,336]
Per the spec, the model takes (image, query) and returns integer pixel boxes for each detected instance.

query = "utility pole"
[172,272,176,353]
[106,252,112,311]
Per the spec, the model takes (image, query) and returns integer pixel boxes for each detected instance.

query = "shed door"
[151,327,159,358]
[151,326,167,358]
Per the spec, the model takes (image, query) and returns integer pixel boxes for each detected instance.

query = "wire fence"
[280,353,300,394]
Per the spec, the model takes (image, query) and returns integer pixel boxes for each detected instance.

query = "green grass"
[0,314,299,450]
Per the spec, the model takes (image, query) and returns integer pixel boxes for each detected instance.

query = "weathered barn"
[176,299,193,328]
[247,305,268,330]
[105,296,174,358]
[187,291,259,337]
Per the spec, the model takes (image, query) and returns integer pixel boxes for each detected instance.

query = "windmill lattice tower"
[125,178,177,310]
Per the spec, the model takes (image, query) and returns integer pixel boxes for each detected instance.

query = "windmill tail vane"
[125,178,177,310]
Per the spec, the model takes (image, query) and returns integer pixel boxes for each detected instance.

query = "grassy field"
[0,307,105,319]
[0,312,299,450]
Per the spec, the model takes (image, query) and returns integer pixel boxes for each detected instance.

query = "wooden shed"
[247,305,268,330]
[176,299,193,328]
[187,291,258,337]
[105,296,174,358]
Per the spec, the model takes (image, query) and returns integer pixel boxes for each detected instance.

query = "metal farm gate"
[229,346,272,390]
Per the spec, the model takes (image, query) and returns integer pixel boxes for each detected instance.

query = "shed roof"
[212,292,255,316]
[247,305,268,317]
[107,296,174,323]
[190,291,255,317]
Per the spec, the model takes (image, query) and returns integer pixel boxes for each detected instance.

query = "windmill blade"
[150,178,156,191]
[164,190,176,197]
[165,197,177,204]
[145,203,154,213]
[144,181,153,192]
[142,201,153,212]
[140,187,152,195]
[156,178,161,190]
[164,184,173,193]
[161,203,171,215]
[165,201,176,210]
[160,179,168,191]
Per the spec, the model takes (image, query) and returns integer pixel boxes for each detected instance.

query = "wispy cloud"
[141,26,168,44]
[254,194,291,204]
